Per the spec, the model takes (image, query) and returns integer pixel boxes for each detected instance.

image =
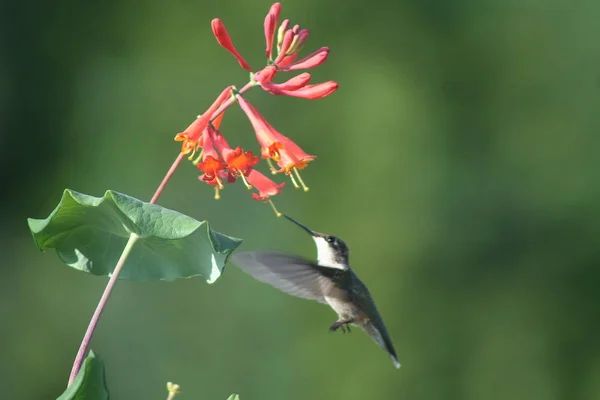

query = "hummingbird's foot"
[329,320,354,333]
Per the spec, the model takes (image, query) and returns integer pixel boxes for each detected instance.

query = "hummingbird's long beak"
[283,214,326,238]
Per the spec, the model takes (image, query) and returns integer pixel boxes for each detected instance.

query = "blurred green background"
[2,0,600,399]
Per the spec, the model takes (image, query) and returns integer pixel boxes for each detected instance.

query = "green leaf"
[226,395,240,400]
[57,350,109,400]
[28,189,241,283]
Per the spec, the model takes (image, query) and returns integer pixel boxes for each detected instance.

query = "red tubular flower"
[282,47,329,71]
[210,127,259,188]
[174,86,233,154]
[198,155,226,184]
[196,130,224,179]
[198,154,228,199]
[195,125,230,199]
[264,3,281,60]
[265,81,338,100]
[223,147,259,176]
[222,146,260,188]
[211,19,252,71]
[247,170,285,200]
[237,95,315,191]
[262,73,311,91]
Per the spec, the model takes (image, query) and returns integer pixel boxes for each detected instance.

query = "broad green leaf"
[28,189,241,283]
[57,350,109,400]
[226,395,240,400]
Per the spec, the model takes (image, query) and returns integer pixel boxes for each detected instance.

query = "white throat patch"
[313,236,347,270]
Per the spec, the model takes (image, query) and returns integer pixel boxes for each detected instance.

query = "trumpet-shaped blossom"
[223,147,259,178]
[211,129,259,182]
[197,155,226,186]
[237,95,314,191]
[196,127,228,198]
[174,86,233,154]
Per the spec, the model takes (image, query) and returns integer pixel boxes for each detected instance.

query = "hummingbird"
[231,214,400,369]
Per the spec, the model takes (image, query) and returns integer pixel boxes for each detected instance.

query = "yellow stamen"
[214,186,221,200]
[266,159,278,175]
[268,199,282,217]
[293,168,309,192]
[215,176,224,190]
[187,146,197,161]
[192,149,204,165]
[288,172,300,189]
[239,173,252,190]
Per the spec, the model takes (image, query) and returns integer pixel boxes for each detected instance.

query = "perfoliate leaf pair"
[27,189,241,283]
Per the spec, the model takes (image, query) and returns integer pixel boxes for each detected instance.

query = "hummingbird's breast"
[324,287,367,322]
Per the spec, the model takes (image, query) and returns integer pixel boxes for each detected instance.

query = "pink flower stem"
[67,233,140,385]
[149,152,186,204]
[66,79,256,387]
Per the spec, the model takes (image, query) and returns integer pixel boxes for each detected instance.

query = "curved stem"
[66,79,257,386]
[150,152,186,204]
[68,233,140,385]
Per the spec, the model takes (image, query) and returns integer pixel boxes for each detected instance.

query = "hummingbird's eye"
[326,236,337,245]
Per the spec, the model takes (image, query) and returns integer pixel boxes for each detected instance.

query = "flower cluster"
[174,3,337,215]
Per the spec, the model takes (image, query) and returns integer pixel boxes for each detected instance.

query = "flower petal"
[211,19,252,71]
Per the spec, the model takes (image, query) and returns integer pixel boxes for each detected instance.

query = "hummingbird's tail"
[361,320,401,369]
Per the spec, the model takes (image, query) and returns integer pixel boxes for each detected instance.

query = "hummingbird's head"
[283,215,350,270]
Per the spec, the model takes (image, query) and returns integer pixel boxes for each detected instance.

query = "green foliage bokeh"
[2,0,600,399]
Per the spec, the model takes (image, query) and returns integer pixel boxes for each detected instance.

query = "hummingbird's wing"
[231,251,337,304]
